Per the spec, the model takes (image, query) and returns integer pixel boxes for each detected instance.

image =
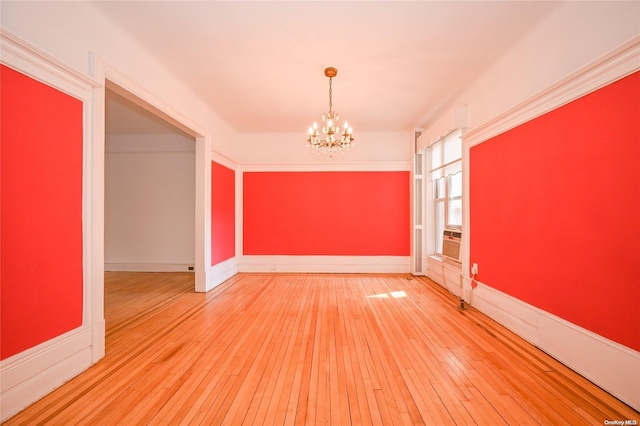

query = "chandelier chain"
[328,77,333,113]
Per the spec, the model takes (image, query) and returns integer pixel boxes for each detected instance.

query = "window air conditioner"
[442,228,462,263]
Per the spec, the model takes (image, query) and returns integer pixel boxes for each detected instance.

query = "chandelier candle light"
[307,67,354,157]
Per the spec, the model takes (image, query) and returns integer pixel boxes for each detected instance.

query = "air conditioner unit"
[442,228,462,263]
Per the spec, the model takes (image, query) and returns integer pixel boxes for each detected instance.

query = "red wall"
[243,171,410,255]
[470,71,640,351]
[211,162,235,265]
[1,65,84,360]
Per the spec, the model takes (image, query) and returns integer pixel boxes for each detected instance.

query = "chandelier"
[307,67,354,157]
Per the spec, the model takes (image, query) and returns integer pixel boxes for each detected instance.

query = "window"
[429,130,462,255]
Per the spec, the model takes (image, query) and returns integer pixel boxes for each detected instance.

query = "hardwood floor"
[5,272,638,425]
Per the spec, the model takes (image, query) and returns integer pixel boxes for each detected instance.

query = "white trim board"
[239,255,411,274]
[205,256,239,292]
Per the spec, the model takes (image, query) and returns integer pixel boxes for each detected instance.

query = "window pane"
[435,201,444,253]
[449,172,462,198]
[448,198,462,227]
[443,134,462,163]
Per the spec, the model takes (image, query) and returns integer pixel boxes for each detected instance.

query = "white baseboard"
[0,327,94,422]
[432,275,640,411]
[536,309,640,411]
[105,262,195,272]
[238,255,411,274]
[204,257,238,292]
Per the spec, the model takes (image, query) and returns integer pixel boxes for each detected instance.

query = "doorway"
[104,88,196,273]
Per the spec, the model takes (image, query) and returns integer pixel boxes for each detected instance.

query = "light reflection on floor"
[367,290,408,299]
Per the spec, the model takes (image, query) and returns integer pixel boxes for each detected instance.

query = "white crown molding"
[211,151,239,171]
[239,161,411,172]
[1,28,99,97]
[463,35,640,148]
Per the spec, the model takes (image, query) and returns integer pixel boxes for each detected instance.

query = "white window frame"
[427,129,462,258]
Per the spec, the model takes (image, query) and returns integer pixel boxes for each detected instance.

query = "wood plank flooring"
[5,272,638,425]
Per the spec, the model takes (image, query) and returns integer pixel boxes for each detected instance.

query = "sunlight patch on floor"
[368,290,407,299]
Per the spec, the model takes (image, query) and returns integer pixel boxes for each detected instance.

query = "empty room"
[1,1,638,424]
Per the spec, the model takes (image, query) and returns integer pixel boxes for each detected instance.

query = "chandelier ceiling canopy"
[307,67,354,158]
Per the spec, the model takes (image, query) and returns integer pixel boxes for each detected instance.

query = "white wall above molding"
[234,131,412,165]
[463,35,640,148]
[239,161,411,172]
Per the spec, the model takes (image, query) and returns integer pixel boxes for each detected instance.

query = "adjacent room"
[1,1,638,423]
[104,87,196,276]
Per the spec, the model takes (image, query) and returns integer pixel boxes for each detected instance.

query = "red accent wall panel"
[1,65,84,360]
[470,71,640,351]
[211,162,235,265]
[243,171,410,256]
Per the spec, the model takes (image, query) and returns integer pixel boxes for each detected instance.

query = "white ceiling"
[95,1,560,135]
